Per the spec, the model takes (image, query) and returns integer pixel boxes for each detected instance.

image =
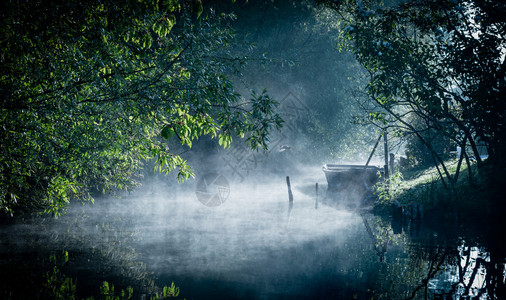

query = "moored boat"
[322,164,384,207]
[323,164,383,190]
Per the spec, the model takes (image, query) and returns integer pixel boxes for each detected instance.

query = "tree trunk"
[378,101,454,186]
[452,136,467,184]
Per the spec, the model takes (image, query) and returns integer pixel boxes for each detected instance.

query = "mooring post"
[286,176,293,216]
[315,182,318,209]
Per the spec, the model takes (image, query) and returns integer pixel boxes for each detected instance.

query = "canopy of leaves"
[0,0,282,217]
[319,0,506,181]
[208,0,381,163]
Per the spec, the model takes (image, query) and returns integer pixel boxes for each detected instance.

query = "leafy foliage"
[44,251,76,300]
[211,0,380,163]
[43,250,182,299]
[0,0,282,216]
[100,281,134,300]
[319,0,506,185]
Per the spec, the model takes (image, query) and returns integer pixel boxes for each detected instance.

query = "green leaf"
[193,0,203,19]
[161,125,174,140]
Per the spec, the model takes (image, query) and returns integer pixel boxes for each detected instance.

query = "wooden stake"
[286,176,293,216]
[315,182,319,209]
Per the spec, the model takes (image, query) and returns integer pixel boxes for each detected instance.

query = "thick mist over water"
[72,166,358,261]
[46,165,381,298]
[2,155,501,299]
[0,127,497,297]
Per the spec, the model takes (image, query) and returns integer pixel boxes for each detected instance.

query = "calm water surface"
[1,171,504,299]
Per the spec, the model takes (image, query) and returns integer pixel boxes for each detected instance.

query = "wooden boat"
[323,164,383,190]
[322,164,384,207]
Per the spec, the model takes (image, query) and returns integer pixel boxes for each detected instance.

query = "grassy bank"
[372,158,496,224]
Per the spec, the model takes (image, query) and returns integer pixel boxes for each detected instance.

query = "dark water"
[1,171,505,299]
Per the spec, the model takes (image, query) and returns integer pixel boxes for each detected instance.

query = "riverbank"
[372,158,506,234]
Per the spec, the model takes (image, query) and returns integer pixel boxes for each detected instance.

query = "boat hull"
[322,164,384,207]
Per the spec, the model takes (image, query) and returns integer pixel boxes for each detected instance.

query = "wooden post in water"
[315,183,318,209]
[286,176,293,217]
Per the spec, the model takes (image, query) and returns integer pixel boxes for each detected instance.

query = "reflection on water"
[0,173,505,299]
[425,242,505,300]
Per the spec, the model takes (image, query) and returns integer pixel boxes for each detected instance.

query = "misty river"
[1,168,504,299]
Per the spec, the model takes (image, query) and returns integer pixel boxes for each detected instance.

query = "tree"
[318,0,506,187]
[208,0,380,164]
[0,0,282,217]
